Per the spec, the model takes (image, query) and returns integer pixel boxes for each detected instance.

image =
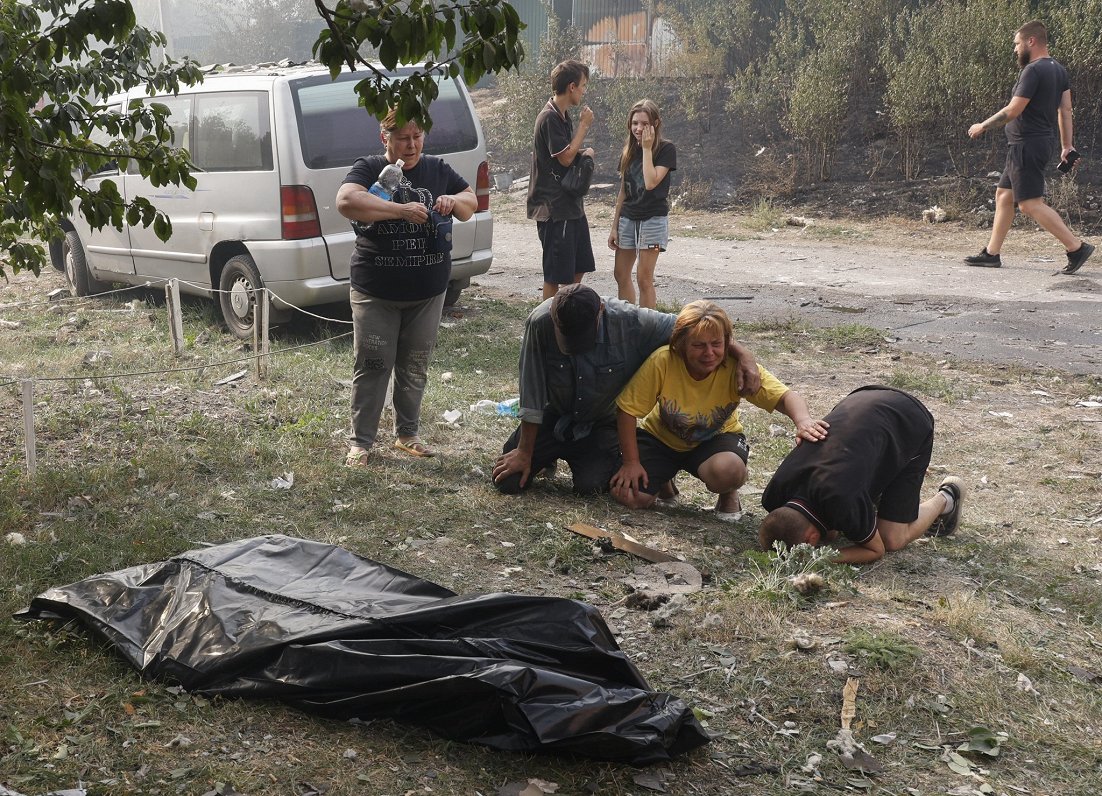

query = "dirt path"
[476,201,1102,375]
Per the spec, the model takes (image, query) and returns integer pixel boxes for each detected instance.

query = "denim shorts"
[617,215,669,251]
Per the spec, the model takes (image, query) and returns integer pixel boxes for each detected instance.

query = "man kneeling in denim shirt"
[492,284,761,495]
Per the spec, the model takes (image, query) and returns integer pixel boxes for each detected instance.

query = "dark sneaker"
[964,249,1002,268]
[1062,241,1095,275]
[927,476,966,537]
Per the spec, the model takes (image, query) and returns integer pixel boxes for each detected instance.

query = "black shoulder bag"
[560,153,595,198]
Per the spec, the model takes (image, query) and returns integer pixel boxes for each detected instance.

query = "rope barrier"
[2,279,356,325]
[1,330,353,385]
[0,281,157,309]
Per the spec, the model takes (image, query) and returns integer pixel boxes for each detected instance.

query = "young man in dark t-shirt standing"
[527,59,597,300]
[965,20,1094,274]
[758,386,966,565]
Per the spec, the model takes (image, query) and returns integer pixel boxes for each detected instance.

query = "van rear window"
[291,71,479,169]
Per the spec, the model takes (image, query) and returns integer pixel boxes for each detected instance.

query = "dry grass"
[2,264,1101,795]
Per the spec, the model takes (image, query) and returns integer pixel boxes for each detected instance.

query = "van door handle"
[198,212,214,231]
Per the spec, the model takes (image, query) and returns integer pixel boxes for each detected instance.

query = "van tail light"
[281,185,322,240]
[476,160,490,212]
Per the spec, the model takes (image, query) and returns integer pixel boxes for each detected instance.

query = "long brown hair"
[618,99,665,176]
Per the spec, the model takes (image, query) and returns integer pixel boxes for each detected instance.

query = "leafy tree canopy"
[2,0,524,279]
[313,0,524,130]
[1,0,202,279]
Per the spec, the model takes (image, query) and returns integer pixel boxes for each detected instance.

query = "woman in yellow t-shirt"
[611,300,828,520]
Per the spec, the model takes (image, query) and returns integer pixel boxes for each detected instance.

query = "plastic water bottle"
[368,158,405,201]
[470,398,520,417]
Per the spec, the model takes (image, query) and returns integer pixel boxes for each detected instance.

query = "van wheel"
[63,231,106,296]
[218,254,264,340]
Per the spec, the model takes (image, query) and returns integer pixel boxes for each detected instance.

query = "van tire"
[218,254,265,340]
[63,231,107,296]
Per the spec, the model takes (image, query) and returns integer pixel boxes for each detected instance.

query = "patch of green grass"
[740,542,852,605]
[744,198,785,231]
[805,224,869,240]
[735,318,886,352]
[886,368,972,403]
[843,629,922,671]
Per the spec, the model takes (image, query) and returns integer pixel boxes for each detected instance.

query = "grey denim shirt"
[517,298,676,441]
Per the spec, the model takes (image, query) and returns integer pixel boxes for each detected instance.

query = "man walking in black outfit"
[965,20,1094,275]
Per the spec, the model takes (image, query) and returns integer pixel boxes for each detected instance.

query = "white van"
[51,64,493,338]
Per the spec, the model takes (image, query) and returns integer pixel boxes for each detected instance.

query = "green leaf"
[957,726,1005,758]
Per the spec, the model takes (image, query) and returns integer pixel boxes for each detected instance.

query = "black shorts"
[537,217,596,285]
[873,390,934,526]
[635,430,750,495]
[998,137,1054,202]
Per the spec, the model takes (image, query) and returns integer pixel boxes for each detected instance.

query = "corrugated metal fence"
[513,0,680,78]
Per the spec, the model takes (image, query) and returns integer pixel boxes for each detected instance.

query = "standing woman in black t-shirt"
[608,100,677,309]
[336,109,476,466]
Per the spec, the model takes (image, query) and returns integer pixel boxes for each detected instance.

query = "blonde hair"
[669,300,731,360]
[618,99,665,176]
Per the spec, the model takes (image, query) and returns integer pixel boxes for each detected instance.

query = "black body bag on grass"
[560,153,595,198]
[16,534,709,765]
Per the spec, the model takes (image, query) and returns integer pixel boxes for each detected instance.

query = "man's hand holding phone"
[1058,149,1080,174]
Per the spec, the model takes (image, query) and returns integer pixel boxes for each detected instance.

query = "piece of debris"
[1015,672,1039,694]
[442,409,462,425]
[786,215,814,227]
[566,523,678,563]
[622,562,703,597]
[790,572,825,594]
[792,633,816,651]
[498,778,559,796]
[922,205,948,223]
[47,287,70,301]
[270,472,294,490]
[5,532,27,546]
[0,318,20,329]
[827,678,883,773]
[215,369,248,386]
[651,593,688,628]
[81,350,112,366]
[632,769,674,793]
[623,591,670,611]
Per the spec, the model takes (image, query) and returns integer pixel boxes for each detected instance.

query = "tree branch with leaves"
[311,0,524,131]
[0,0,204,279]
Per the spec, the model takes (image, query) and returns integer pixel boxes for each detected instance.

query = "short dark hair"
[1017,20,1048,45]
[759,507,814,551]
[551,60,589,95]
[550,284,602,354]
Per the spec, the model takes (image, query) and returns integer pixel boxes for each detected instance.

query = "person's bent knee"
[494,473,526,495]
[572,476,612,496]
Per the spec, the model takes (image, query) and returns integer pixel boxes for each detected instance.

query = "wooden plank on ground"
[565,522,678,564]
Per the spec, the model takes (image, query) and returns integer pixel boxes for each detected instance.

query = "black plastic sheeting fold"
[17,535,709,764]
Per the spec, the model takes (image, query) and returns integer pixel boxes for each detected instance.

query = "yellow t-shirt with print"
[616,348,789,452]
